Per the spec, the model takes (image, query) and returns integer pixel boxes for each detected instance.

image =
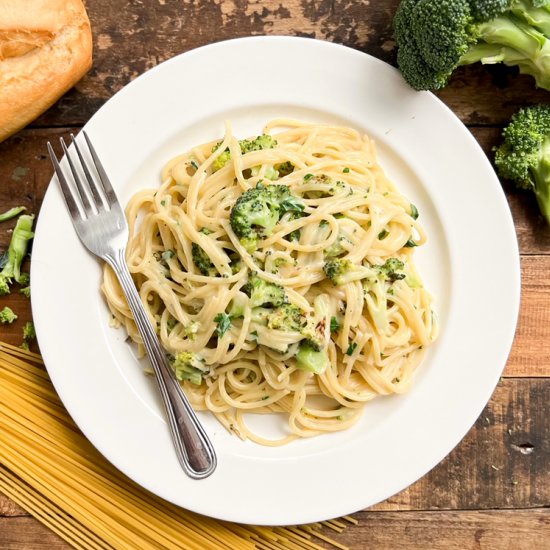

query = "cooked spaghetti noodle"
[102,119,438,445]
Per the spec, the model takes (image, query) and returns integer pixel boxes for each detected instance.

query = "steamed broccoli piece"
[0,214,34,295]
[212,134,278,172]
[230,183,304,251]
[191,243,216,275]
[323,259,376,286]
[20,286,30,298]
[171,352,208,385]
[375,258,407,282]
[0,206,26,223]
[243,274,287,308]
[275,161,295,177]
[191,228,218,275]
[394,0,550,92]
[267,303,307,332]
[0,306,17,324]
[296,342,329,374]
[494,104,550,224]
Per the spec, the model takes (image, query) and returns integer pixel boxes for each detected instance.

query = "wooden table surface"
[1,1,549,548]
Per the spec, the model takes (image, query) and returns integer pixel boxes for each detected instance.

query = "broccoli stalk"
[394,0,550,92]
[230,183,304,252]
[0,206,26,223]
[495,104,550,224]
[296,342,329,374]
[0,214,34,295]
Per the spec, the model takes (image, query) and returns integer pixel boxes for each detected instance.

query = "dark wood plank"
[0,518,68,550]
[342,509,550,550]
[14,0,548,130]
[372,378,549,510]
[1,510,548,550]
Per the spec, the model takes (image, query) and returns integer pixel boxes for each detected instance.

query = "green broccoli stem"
[533,136,550,225]
[461,16,550,89]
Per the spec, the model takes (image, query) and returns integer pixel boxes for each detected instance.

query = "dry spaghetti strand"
[0,343,351,549]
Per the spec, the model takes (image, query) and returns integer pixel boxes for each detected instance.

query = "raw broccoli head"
[230,183,304,251]
[267,303,307,332]
[243,274,287,308]
[495,103,550,224]
[394,0,550,92]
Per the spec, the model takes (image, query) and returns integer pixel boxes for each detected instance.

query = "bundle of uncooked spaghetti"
[0,342,354,549]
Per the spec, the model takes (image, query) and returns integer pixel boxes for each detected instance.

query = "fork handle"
[107,251,217,479]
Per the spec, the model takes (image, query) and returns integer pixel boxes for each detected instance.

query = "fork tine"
[82,131,118,208]
[47,142,85,221]
[70,134,107,212]
[60,137,94,217]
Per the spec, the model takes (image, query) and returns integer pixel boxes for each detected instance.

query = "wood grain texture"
[0,518,68,549]
[345,509,550,550]
[16,0,549,129]
[1,511,548,550]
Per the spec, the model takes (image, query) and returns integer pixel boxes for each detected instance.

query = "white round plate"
[32,36,520,525]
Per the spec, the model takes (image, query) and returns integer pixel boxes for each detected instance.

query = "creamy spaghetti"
[102,119,438,446]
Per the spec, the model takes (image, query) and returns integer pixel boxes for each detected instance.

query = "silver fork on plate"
[47,132,217,479]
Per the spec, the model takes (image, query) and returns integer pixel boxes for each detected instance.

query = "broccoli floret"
[394,0,550,92]
[23,321,35,340]
[0,306,17,324]
[243,274,287,308]
[275,161,295,177]
[191,243,216,275]
[0,278,9,296]
[323,259,376,285]
[191,228,217,275]
[0,214,34,294]
[495,104,550,224]
[375,258,407,282]
[240,134,277,154]
[0,206,26,223]
[267,303,307,332]
[20,286,30,298]
[183,321,201,339]
[295,341,329,374]
[212,134,278,172]
[171,352,208,385]
[230,183,304,251]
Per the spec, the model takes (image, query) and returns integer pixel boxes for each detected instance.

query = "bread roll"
[0,0,93,142]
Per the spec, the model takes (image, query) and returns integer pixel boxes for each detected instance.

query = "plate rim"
[31,35,521,525]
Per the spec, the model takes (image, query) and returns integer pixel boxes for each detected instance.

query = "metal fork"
[47,132,217,479]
